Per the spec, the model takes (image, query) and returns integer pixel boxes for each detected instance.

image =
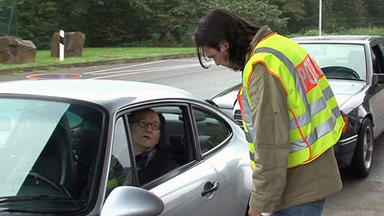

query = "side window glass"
[378,44,384,59]
[192,108,231,154]
[372,45,384,73]
[107,117,133,197]
[128,106,192,186]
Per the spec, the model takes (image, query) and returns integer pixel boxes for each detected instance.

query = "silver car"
[0,79,251,216]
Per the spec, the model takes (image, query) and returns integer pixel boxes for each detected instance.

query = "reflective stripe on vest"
[237,86,256,169]
[240,33,345,168]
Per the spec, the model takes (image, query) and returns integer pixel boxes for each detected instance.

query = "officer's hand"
[248,208,263,216]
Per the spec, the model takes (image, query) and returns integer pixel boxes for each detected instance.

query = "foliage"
[0,0,18,36]
[4,0,384,49]
[267,0,305,33]
[16,0,58,49]
[208,0,288,33]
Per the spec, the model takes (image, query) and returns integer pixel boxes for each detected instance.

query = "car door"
[151,104,250,216]
[106,103,249,216]
[148,104,225,216]
[189,105,251,215]
[369,41,384,137]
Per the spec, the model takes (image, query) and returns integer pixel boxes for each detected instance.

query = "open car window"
[108,105,194,190]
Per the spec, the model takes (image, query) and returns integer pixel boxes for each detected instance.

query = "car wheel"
[352,118,374,177]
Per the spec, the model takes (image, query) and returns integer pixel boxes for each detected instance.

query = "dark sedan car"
[210,35,384,177]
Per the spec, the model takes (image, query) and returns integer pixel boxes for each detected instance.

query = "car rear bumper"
[333,135,358,168]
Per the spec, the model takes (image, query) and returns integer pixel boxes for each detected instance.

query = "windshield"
[300,43,367,81]
[0,98,103,213]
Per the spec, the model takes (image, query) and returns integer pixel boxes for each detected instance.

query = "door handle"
[201,181,219,197]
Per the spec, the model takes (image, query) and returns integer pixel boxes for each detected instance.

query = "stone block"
[0,36,36,64]
[51,31,86,57]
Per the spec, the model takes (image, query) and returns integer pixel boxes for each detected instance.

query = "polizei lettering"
[296,55,324,93]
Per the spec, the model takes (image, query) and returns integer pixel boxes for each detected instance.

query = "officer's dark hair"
[193,8,259,70]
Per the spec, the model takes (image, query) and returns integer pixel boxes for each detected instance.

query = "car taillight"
[342,115,349,133]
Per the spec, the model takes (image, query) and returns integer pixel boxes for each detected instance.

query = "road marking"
[83,60,168,75]
[27,73,81,79]
[88,63,203,79]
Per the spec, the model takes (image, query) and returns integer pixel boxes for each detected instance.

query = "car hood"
[328,79,366,107]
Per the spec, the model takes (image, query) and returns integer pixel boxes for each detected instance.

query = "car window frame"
[370,39,384,85]
[371,41,384,73]
[111,100,233,190]
[114,102,195,189]
[189,104,234,158]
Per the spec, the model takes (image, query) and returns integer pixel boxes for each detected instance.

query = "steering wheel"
[321,66,360,79]
[27,171,72,197]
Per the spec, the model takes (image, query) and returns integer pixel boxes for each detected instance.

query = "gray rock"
[51,31,86,57]
[0,36,37,64]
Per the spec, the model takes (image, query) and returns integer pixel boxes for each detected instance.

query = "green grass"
[0,47,195,70]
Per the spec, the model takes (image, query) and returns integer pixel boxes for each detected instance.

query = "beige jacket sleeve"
[248,63,291,212]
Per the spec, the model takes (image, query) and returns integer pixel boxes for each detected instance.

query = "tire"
[352,118,374,177]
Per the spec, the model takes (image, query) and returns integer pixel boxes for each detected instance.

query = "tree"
[17,0,58,49]
[153,0,288,45]
[267,0,306,33]
[0,0,18,36]
[207,0,288,33]
[367,0,384,26]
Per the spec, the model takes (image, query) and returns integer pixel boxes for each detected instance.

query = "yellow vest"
[238,33,345,168]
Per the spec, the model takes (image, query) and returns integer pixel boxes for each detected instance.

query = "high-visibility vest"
[238,33,345,168]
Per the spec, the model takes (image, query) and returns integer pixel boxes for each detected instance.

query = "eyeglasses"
[132,119,161,130]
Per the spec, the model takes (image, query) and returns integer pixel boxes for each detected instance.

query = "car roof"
[293,35,383,44]
[0,79,197,110]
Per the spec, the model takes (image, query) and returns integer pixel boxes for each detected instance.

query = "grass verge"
[0,47,195,70]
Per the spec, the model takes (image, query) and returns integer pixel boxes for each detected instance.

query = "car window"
[301,44,367,80]
[106,117,134,197]
[0,99,69,196]
[372,44,384,74]
[155,106,193,166]
[110,106,193,188]
[192,107,231,154]
[0,98,103,213]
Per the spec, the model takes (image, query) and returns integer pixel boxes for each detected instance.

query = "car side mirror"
[101,186,164,216]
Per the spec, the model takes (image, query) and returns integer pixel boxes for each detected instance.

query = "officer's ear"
[218,41,229,52]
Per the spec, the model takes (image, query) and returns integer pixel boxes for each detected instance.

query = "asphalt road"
[0,57,241,100]
[1,57,384,215]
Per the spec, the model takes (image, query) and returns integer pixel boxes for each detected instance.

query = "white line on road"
[83,60,168,75]
[88,63,204,79]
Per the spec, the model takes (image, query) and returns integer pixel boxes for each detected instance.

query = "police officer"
[194,8,344,216]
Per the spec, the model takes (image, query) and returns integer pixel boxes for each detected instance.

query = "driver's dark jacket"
[107,147,178,194]
[136,148,178,185]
